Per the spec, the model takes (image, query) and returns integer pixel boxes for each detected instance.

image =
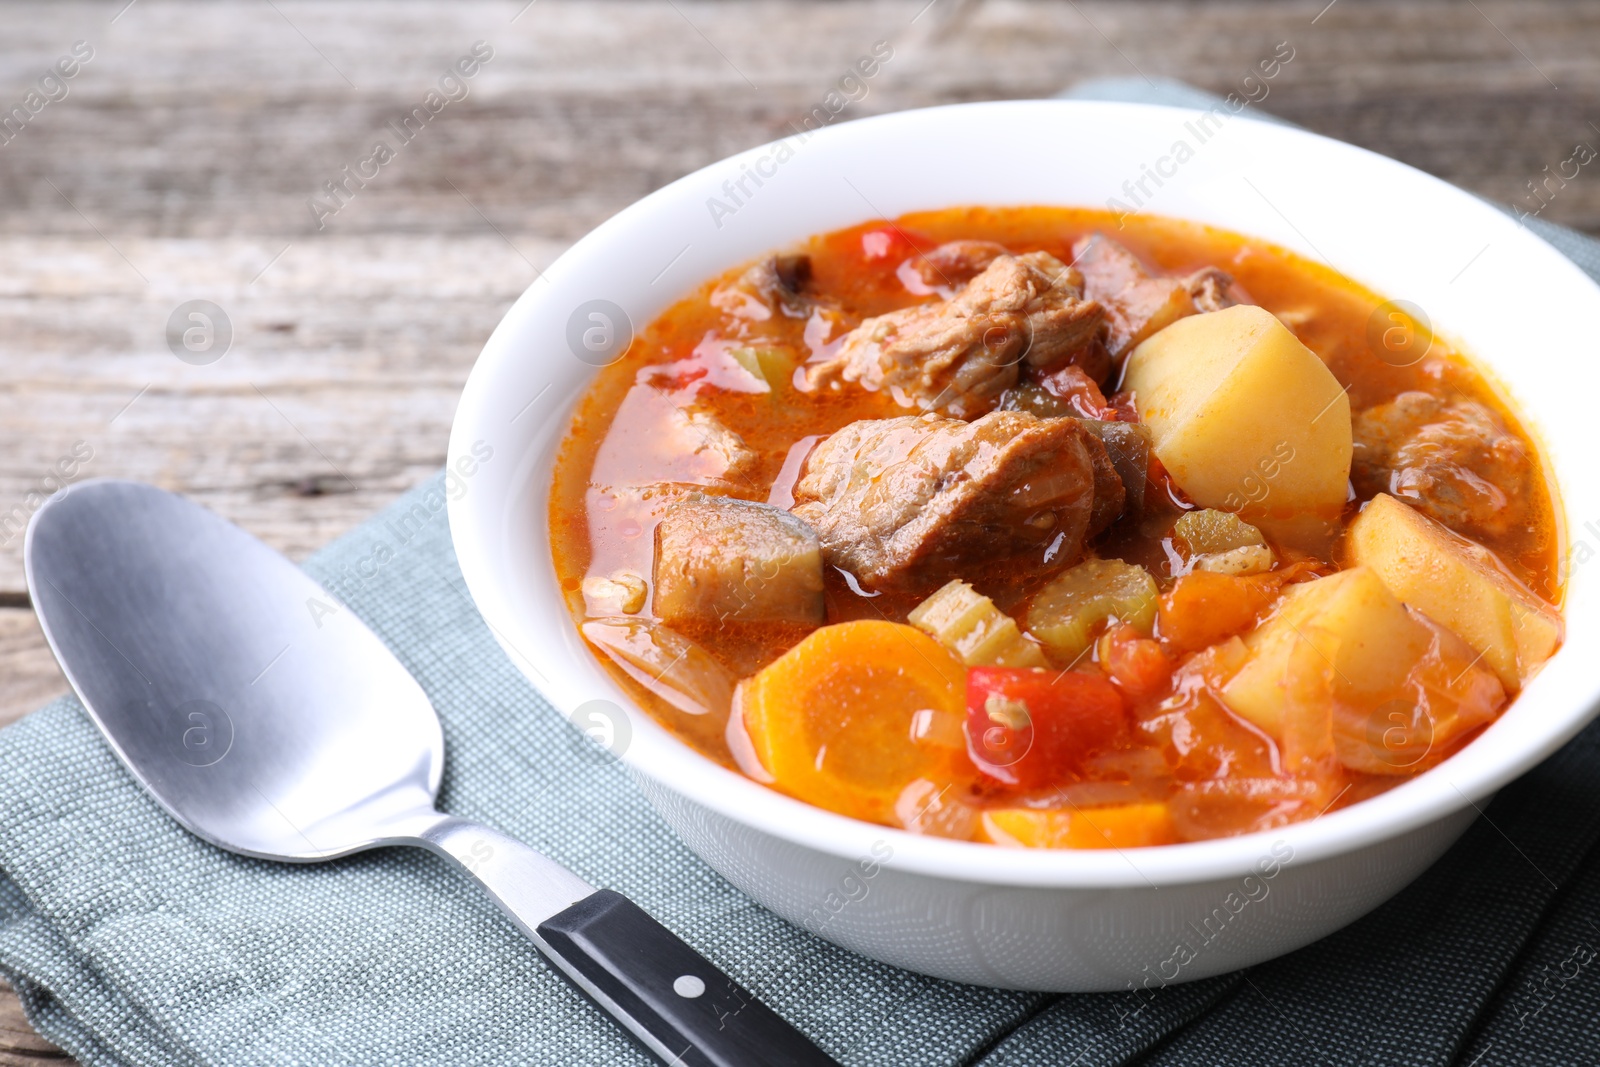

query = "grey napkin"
[0,81,1596,1067]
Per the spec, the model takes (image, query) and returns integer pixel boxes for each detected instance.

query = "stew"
[548,206,1563,847]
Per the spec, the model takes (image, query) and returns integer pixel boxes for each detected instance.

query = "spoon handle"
[414,816,839,1066]
[538,890,842,1067]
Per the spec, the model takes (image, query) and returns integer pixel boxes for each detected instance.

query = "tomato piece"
[965,667,1128,789]
[860,226,915,262]
[1097,623,1172,700]
[1156,559,1334,655]
[1156,570,1283,653]
[1033,364,1112,419]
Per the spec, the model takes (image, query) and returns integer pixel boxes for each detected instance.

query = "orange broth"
[547,206,1562,843]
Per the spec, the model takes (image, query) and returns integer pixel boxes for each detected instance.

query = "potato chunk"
[1346,493,1561,690]
[1221,568,1431,740]
[1123,305,1352,523]
[1220,565,1508,775]
[653,496,824,627]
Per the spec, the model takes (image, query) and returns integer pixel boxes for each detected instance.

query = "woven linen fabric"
[0,80,1595,1067]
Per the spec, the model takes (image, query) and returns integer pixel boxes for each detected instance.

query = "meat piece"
[1352,391,1533,539]
[803,251,1106,419]
[995,371,1127,530]
[1185,267,1238,313]
[790,410,1101,596]
[663,403,759,485]
[1082,431,1127,536]
[897,240,1010,296]
[1082,420,1152,517]
[897,242,1092,298]
[1013,251,1112,379]
[653,495,825,627]
[1071,234,1240,359]
[711,254,815,322]
[591,384,758,491]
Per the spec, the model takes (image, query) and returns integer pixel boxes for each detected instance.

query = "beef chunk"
[1185,266,1238,313]
[790,410,1102,596]
[653,496,825,627]
[1352,391,1533,539]
[771,253,812,294]
[1082,420,1151,517]
[994,368,1127,532]
[1082,430,1128,536]
[1071,234,1240,360]
[897,240,1011,296]
[803,250,1107,419]
[712,254,816,322]
[662,403,759,485]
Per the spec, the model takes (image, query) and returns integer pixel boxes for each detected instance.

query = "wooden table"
[0,1,1593,1060]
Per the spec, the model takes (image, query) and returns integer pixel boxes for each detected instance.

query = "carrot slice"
[739,620,968,824]
[978,802,1178,849]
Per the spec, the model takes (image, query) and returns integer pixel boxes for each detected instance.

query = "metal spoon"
[25,479,837,1067]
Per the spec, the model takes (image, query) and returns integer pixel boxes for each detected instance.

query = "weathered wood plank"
[0,610,63,729]
[0,2,1595,1060]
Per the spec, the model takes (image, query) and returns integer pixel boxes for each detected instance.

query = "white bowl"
[448,100,1600,992]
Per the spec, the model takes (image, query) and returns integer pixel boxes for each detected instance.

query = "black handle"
[536,890,842,1067]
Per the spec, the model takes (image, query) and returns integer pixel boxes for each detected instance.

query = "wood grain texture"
[0,1,1594,1060]
[0,982,69,1064]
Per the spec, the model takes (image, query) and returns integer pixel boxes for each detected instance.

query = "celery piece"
[1174,509,1274,575]
[1024,558,1159,663]
[908,579,1048,668]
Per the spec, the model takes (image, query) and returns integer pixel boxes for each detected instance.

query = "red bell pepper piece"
[965,667,1128,789]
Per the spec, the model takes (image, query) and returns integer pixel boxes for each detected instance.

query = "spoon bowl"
[27,478,443,859]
